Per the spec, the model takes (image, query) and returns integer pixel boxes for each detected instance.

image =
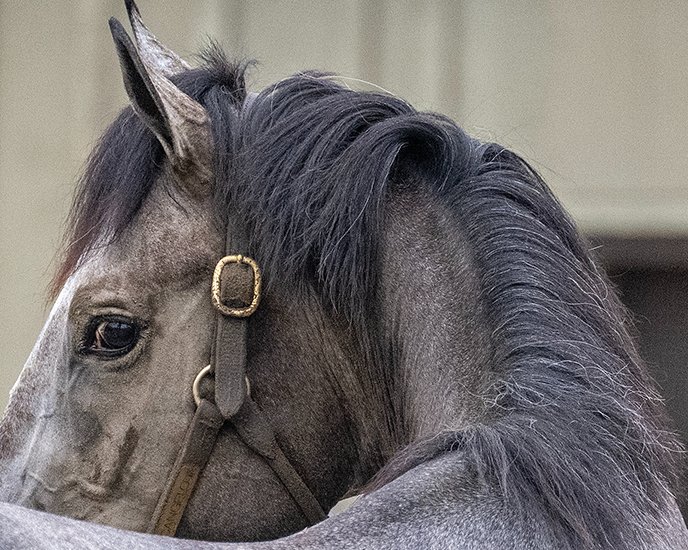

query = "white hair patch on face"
[9,276,79,398]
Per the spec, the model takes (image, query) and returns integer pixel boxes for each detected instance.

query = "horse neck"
[375,184,493,447]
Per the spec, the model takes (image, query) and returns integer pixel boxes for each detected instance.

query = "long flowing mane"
[53,50,682,548]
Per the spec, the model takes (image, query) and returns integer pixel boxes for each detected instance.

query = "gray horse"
[0,2,686,548]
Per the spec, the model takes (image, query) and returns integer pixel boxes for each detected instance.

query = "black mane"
[55,50,682,548]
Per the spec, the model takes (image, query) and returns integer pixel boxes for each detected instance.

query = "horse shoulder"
[276,453,688,550]
[272,453,560,550]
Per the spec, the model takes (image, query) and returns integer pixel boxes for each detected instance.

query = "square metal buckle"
[211,255,262,317]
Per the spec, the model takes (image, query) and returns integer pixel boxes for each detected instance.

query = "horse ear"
[108,17,212,190]
[125,0,191,76]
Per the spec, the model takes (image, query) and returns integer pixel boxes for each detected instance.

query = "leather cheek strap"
[213,259,255,418]
[148,399,224,536]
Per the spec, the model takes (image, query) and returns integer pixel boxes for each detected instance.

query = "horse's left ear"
[109,17,213,191]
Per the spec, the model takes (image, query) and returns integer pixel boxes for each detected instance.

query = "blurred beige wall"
[2,1,688,410]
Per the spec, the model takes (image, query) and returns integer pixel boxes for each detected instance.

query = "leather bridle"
[147,215,327,536]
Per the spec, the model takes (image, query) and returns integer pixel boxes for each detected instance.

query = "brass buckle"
[211,254,262,317]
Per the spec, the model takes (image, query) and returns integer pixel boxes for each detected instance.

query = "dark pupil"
[94,321,136,350]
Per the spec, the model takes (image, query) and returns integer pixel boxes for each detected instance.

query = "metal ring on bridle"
[192,365,251,407]
[192,364,212,407]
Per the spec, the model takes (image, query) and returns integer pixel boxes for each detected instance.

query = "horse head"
[0,4,355,540]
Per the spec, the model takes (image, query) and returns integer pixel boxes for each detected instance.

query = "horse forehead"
[72,190,221,295]
[111,186,221,285]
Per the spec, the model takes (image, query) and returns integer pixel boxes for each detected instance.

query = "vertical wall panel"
[2,1,688,409]
[1,3,81,408]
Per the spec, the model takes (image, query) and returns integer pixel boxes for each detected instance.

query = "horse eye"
[84,318,139,357]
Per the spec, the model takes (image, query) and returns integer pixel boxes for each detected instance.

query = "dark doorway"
[591,235,688,517]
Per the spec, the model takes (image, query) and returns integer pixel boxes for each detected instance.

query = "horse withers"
[0,2,686,549]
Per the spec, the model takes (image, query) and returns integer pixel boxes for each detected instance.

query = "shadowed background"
[1,0,687,509]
